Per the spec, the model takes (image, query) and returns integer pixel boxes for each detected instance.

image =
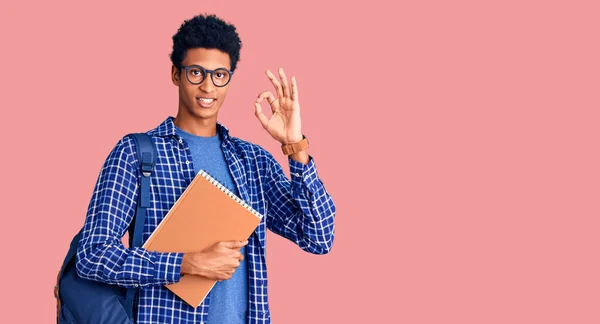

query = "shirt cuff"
[288,155,320,195]
[150,251,183,285]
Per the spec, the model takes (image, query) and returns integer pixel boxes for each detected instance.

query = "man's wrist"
[281,133,304,145]
[180,253,190,275]
[281,135,309,156]
[181,252,204,276]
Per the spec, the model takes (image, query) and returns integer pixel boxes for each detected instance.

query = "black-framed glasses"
[180,65,233,87]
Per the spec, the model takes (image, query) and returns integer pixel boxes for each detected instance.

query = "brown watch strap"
[281,135,309,155]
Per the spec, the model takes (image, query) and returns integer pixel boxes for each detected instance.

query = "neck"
[173,111,218,137]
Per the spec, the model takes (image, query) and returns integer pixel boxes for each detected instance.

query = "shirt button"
[185,161,190,165]
[179,139,183,144]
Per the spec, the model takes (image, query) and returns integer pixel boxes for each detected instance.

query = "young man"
[75,14,336,324]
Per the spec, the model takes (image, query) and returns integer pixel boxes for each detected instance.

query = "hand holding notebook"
[180,240,248,281]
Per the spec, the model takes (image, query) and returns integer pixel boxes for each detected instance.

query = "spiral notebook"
[142,170,263,308]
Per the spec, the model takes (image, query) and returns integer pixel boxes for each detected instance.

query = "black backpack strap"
[124,133,157,321]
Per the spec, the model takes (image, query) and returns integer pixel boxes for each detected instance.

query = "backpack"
[54,133,156,324]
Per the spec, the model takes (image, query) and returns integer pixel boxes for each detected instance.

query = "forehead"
[183,48,231,70]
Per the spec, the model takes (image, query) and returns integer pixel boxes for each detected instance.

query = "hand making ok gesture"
[254,68,303,145]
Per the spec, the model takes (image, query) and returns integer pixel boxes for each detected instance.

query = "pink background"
[1,0,599,323]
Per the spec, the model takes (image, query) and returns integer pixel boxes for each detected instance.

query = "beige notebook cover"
[142,170,262,308]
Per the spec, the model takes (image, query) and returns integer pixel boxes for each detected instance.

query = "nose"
[199,72,216,93]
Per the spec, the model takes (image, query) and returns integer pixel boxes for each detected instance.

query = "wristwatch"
[281,135,309,155]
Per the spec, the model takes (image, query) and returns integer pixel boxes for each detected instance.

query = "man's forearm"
[76,242,183,288]
[266,154,336,254]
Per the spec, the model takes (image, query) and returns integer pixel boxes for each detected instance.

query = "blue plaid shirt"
[75,116,336,324]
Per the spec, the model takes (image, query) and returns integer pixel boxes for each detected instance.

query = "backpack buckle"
[141,152,153,177]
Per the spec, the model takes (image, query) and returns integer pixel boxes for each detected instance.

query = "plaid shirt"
[75,116,336,324]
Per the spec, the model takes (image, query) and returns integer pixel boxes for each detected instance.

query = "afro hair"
[170,14,242,72]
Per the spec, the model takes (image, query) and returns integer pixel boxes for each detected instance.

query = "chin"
[191,107,218,120]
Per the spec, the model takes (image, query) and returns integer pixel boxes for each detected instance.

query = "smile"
[196,97,216,108]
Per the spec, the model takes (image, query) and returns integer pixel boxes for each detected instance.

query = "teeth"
[198,98,214,103]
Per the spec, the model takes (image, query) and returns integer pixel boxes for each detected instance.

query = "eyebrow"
[184,63,230,70]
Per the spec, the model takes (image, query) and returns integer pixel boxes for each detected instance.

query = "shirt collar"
[150,116,231,141]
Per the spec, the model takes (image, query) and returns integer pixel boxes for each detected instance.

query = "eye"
[215,72,225,79]
[187,67,204,77]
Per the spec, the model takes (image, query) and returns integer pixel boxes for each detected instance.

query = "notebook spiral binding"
[198,170,262,219]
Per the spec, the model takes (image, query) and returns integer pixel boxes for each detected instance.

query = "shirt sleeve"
[264,152,336,254]
[75,136,183,288]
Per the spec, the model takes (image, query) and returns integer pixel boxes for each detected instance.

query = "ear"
[171,65,181,86]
